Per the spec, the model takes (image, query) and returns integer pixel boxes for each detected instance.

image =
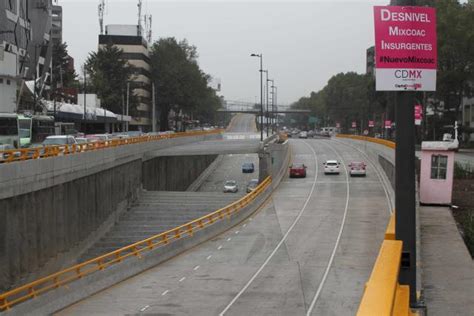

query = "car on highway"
[324,160,340,174]
[75,137,89,144]
[242,162,255,173]
[289,163,307,178]
[42,135,78,146]
[0,144,21,162]
[299,131,308,139]
[246,179,259,193]
[349,161,367,177]
[223,180,239,193]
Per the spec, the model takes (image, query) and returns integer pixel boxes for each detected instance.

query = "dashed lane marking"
[179,277,186,282]
[161,290,169,296]
[193,265,200,271]
[207,255,212,260]
[140,305,150,312]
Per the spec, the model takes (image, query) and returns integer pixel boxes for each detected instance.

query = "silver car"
[223,180,239,193]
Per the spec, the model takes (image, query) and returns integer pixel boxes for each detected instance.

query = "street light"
[250,53,263,141]
[262,70,270,137]
[268,79,274,133]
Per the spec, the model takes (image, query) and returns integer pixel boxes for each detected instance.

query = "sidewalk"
[420,206,474,316]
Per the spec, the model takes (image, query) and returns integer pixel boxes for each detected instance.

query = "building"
[51,5,62,45]
[0,0,54,114]
[366,46,375,76]
[462,96,474,142]
[98,24,152,131]
[0,0,31,113]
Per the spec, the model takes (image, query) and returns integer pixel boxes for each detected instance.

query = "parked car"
[75,137,89,144]
[246,179,259,193]
[289,163,307,178]
[0,144,21,162]
[242,162,255,173]
[42,135,77,146]
[307,130,316,138]
[223,180,239,193]
[349,161,367,177]
[324,160,340,174]
[299,131,308,139]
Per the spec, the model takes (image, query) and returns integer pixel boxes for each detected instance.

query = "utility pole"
[393,0,417,306]
[152,82,157,132]
[250,53,264,141]
[126,82,130,132]
[83,65,87,120]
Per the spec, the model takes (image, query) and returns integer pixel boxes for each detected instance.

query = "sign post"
[374,1,437,306]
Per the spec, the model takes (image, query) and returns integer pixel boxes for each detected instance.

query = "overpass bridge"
[0,114,472,315]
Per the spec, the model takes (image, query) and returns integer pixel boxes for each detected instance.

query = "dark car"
[246,179,259,193]
[242,162,255,173]
[289,163,307,178]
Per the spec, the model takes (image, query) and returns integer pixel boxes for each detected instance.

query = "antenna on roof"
[98,0,105,34]
[137,0,143,35]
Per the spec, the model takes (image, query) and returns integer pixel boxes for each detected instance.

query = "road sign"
[374,6,437,91]
[352,121,357,128]
[368,120,375,128]
[385,120,392,129]
[415,104,423,125]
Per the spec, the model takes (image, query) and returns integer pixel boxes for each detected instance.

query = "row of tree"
[290,0,474,140]
[52,37,221,131]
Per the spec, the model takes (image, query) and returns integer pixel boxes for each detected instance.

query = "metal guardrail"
[0,129,224,164]
[336,134,396,149]
[0,176,272,311]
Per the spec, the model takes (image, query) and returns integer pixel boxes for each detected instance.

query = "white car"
[324,160,340,174]
[299,131,308,139]
[42,135,77,146]
[349,161,367,177]
[223,180,239,193]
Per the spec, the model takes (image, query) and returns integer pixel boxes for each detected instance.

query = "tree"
[85,43,136,114]
[51,42,76,91]
[150,37,220,131]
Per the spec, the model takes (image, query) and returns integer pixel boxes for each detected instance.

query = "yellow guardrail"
[0,129,224,164]
[336,134,396,149]
[0,176,271,311]
[358,214,417,316]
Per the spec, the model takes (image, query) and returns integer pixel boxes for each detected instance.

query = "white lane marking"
[332,138,393,214]
[207,255,212,260]
[140,305,150,312]
[179,277,186,282]
[161,290,169,296]
[193,265,200,271]
[218,245,223,250]
[235,230,240,234]
[249,217,253,221]
[227,237,232,242]
[306,140,351,315]
[243,224,247,228]
[219,140,319,316]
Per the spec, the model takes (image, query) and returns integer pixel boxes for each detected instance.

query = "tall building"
[51,5,63,45]
[366,46,375,76]
[98,25,152,131]
[0,0,53,113]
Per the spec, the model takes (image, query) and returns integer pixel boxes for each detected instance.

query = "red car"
[289,163,307,178]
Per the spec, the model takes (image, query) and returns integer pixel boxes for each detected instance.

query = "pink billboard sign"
[368,120,375,127]
[336,122,340,128]
[352,122,357,128]
[385,120,392,129]
[374,6,437,91]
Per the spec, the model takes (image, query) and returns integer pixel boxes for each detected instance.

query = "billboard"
[368,120,375,128]
[385,120,392,129]
[374,6,437,91]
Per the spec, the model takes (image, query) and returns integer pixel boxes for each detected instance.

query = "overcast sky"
[59,0,393,105]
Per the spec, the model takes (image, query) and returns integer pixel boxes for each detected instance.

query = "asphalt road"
[57,138,393,316]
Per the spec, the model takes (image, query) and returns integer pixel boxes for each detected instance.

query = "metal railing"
[336,134,396,149]
[0,129,224,164]
[0,176,272,311]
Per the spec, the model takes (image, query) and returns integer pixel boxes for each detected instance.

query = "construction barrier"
[0,176,271,311]
[0,129,224,164]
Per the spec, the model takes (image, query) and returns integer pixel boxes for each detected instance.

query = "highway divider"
[0,129,224,164]
[0,176,273,314]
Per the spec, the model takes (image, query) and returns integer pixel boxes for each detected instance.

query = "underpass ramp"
[80,191,243,261]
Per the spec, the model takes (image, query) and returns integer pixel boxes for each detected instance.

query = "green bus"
[0,113,54,148]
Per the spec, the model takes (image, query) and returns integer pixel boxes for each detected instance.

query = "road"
[57,138,393,316]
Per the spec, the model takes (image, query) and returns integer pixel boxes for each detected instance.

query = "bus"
[0,113,55,148]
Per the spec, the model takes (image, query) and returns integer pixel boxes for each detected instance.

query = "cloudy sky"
[59,0,392,105]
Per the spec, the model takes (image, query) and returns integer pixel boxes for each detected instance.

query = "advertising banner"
[368,120,375,128]
[336,122,341,128]
[385,120,392,129]
[374,6,437,91]
[352,121,357,128]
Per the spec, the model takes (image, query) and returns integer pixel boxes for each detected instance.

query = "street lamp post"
[263,70,270,136]
[250,53,264,141]
[268,79,274,132]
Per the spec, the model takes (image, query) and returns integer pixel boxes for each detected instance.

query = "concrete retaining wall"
[142,155,218,191]
[0,133,221,292]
